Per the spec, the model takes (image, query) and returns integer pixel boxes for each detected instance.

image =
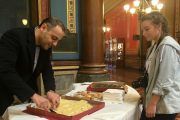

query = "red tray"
[87,85,107,92]
[87,81,127,92]
[23,96,105,120]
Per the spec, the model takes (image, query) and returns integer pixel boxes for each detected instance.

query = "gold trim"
[67,0,76,33]
[53,51,78,53]
[53,66,79,70]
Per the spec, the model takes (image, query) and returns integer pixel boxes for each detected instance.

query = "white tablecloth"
[2,83,141,120]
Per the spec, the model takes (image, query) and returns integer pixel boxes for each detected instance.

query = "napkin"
[103,89,125,103]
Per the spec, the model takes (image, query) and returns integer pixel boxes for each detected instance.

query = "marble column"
[77,0,109,82]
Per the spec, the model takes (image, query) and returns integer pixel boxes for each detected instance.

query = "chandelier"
[123,0,164,14]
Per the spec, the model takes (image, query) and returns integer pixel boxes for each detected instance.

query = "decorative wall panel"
[67,0,76,33]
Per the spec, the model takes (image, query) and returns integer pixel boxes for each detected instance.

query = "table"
[2,83,141,120]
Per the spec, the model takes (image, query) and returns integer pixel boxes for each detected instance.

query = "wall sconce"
[103,26,111,32]
[22,19,28,26]
[103,26,112,39]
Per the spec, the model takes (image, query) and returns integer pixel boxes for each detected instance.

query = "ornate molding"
[67,0,76,33]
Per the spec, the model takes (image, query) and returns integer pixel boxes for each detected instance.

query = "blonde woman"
[140,12,180,120]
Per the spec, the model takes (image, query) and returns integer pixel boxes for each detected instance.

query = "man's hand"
[31,93,51,110]
[47,90,60,109]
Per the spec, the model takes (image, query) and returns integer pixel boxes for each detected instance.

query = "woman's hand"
[146,94,160,118]
[146,101,157,118]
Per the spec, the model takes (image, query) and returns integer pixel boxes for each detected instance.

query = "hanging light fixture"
[123,0,164,14]
[124,4,130,12]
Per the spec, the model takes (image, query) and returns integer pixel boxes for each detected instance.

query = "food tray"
[87,81,128,93]
[23,96,105,120]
